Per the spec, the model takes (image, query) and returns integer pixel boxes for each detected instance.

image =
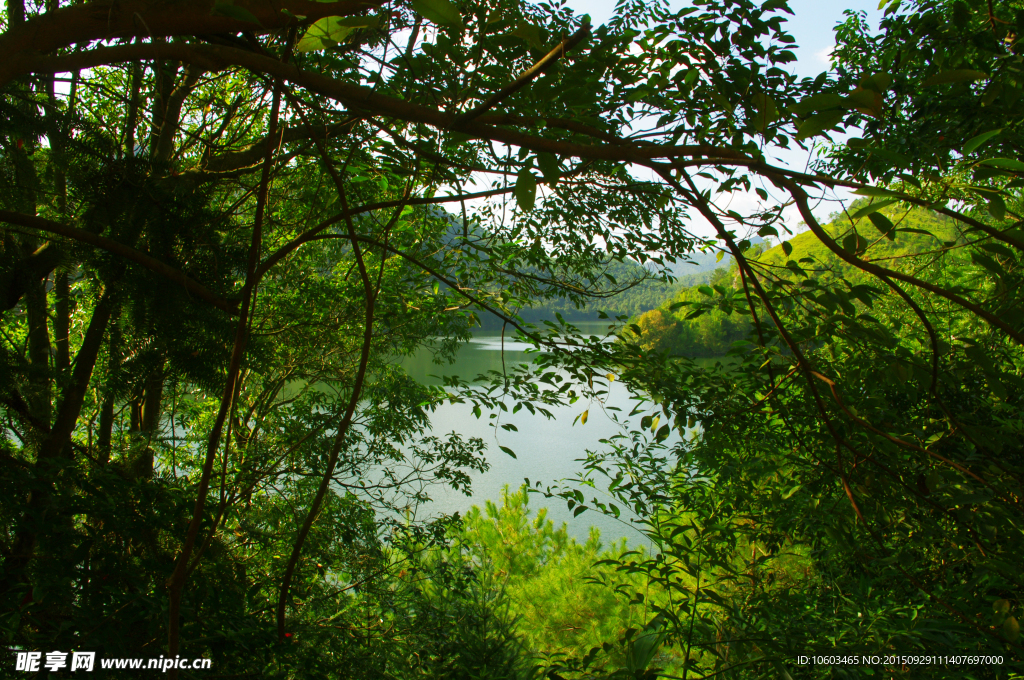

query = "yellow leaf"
[1004,616,1020,643]
[581,410,588,425]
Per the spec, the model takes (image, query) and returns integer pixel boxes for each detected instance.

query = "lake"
[399,321,689,547]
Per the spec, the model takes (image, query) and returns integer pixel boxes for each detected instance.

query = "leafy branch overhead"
[0,0,1022,676]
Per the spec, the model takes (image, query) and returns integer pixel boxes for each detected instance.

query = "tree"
[1,0,1021,676]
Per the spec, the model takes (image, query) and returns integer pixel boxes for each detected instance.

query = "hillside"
[756,202,962,278]
[627,204,964,356]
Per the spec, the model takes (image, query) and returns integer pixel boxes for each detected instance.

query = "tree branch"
[0,0,384,85]
[0,210,238,315]
[454,20,592,125]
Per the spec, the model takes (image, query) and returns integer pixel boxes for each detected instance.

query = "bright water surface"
[399,321,689,546]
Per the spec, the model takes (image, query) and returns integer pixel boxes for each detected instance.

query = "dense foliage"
[1,0,1022,677]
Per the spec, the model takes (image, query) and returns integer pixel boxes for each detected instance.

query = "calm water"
[399,322,690,546]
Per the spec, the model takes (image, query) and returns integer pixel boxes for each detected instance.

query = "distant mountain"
[665,236,763,279]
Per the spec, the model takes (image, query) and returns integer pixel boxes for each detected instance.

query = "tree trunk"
[138,364,165,479]
[23,268,52,426]
[97,321,120,465]
[1,291,114,619]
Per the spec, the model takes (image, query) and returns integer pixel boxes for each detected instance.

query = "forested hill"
[625,204,962,356]
[475,241,762,329]
[756,201,962,277]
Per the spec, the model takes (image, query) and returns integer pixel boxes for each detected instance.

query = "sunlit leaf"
[296,17,367,52]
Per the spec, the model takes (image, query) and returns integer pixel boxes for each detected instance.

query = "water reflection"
[400,322,678,545]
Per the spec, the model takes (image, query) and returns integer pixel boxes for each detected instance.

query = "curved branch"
[256,187,515,278]
[781,181,1024,346]
[454,20,592,125]
[20,42,727,165]
[0,0,384,85]
[0,210,238,315]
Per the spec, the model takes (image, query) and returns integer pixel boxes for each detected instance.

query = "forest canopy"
[1,0,1022,677]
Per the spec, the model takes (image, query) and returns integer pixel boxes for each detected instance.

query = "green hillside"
[756,201,962,279]
[627,203,965,356]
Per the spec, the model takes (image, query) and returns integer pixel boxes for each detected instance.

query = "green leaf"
[988,194,1006,221]
[782,484,802,499]
[962,129,1001,155]
[866,146,910,167]
[842,233,864,253]
[922,70,987,86]
[1004,616,1020,643]
[515,169,537,212]
[511,20,543,49]
[781,241,793,256]
[498,445,517,459]
[750,92,778,133]
[843,88,881,117]
[852,186,900,198]
[210,2,262,25]
[980,158,1024,172]
[791,92,844,117]
[897,173,921,188]
[861,73,892,93]
[761,0,794,14]
[868,212,896,240]
[795,110,845,140]
[537,152,560,186]
[296,17,361,52]
[850,199,896,220]
[411,0,463,27]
